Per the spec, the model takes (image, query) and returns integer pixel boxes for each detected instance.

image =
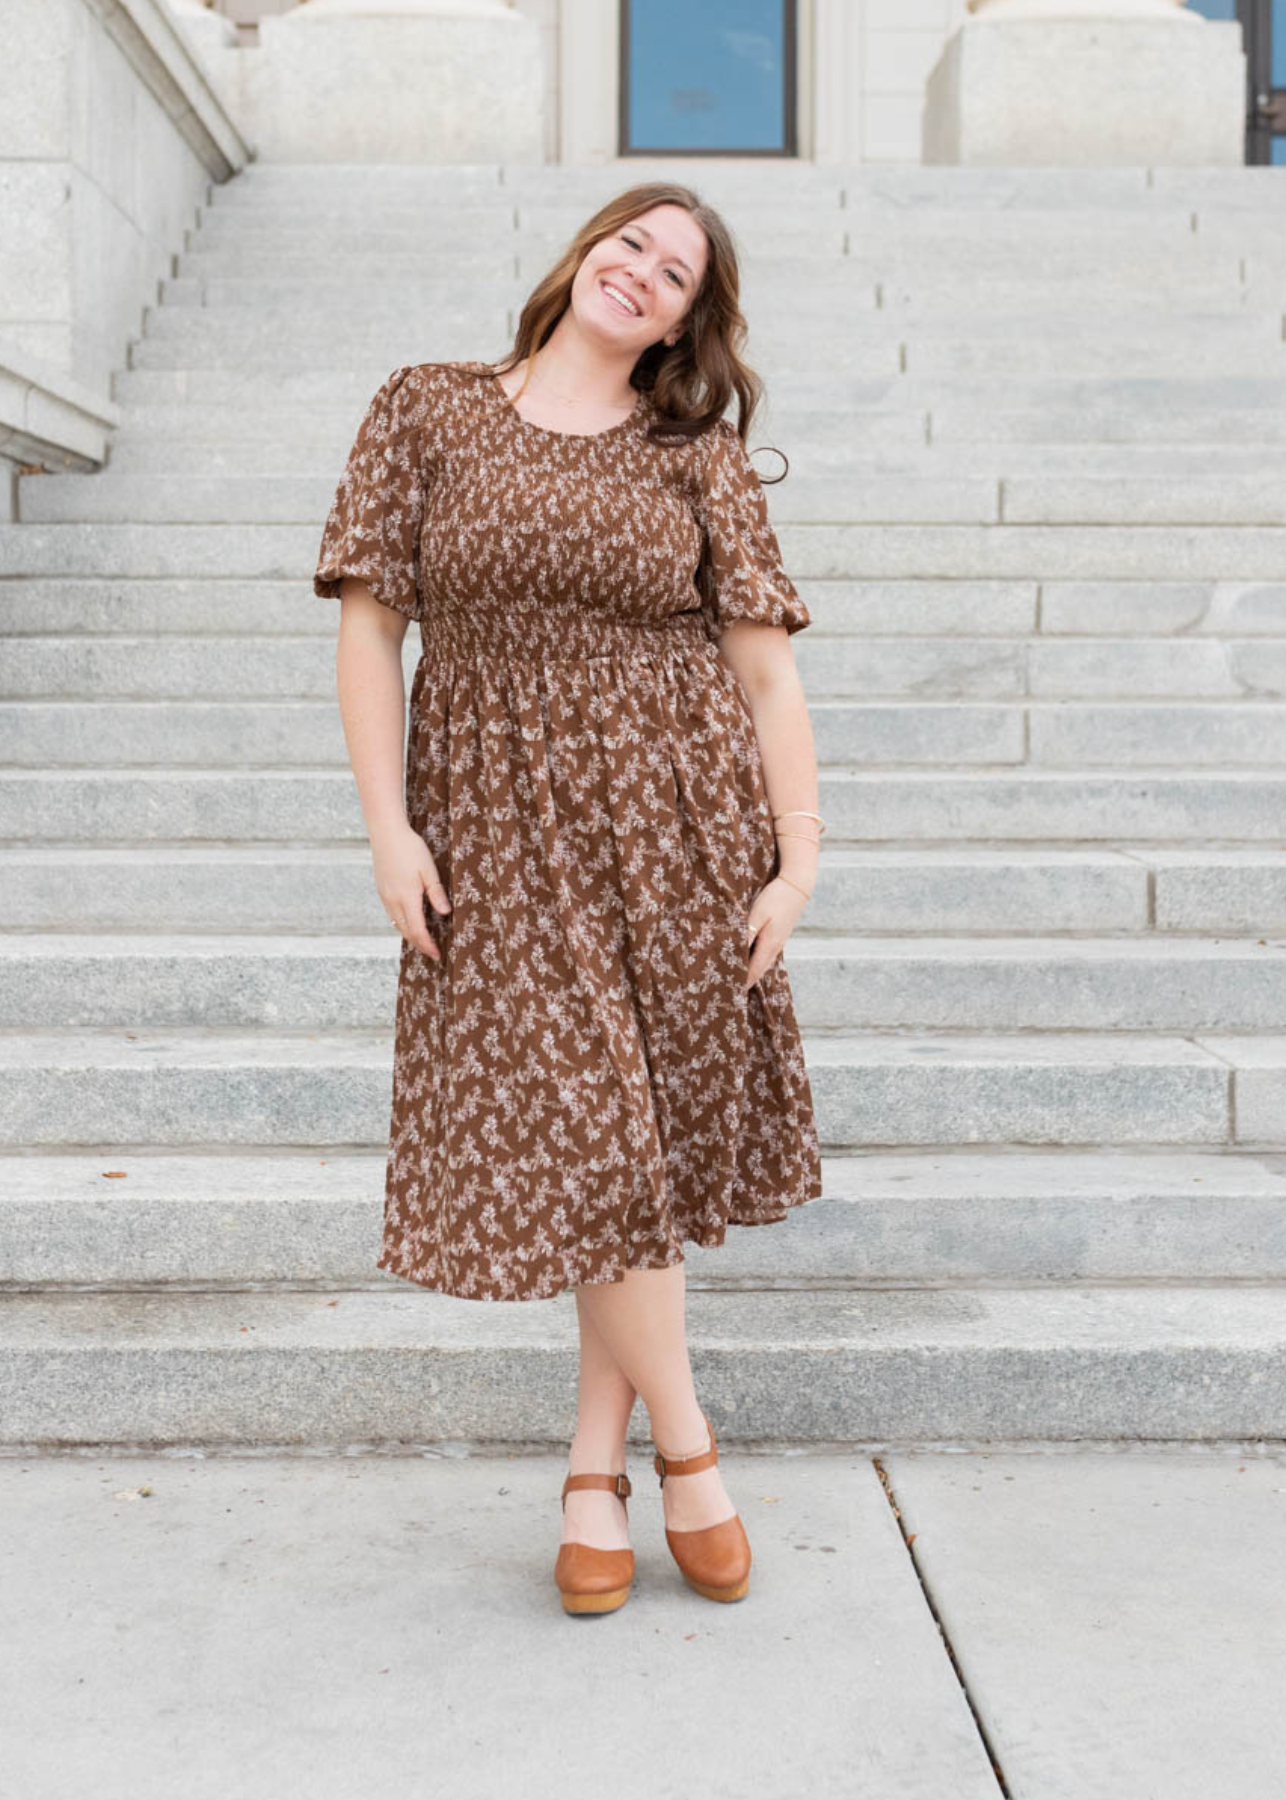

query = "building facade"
[193,0,1284,166]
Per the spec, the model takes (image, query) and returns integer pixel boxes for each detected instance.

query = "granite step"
[104,366,1286,409]
[2,933,1284,1034]
[4,696,1286,768]
[5,1148,1284,1287]
[5,578,1283,641]
[94,436,1286,480]
[6,520,1286,583]
[0,1028,1273,1148]
[4,845,1284,934]
[1,1283,1281,1446]
[26,469,1286,528]
[126,332,1274,382]
[2,767,1284,843]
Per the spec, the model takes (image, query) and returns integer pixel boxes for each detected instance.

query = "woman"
[314,181,825,1616]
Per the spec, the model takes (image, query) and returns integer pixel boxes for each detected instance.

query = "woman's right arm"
[335,578,450,960]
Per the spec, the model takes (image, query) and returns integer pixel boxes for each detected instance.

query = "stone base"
[923,19,1246,165]
[241,2,544,164]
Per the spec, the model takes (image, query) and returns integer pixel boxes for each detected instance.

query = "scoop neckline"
[479,361,647,441]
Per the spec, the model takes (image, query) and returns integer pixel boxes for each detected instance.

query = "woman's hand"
[745,876,810,989]
[370,821,451,960]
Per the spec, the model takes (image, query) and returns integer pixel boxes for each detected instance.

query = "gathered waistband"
[417,604,713,665]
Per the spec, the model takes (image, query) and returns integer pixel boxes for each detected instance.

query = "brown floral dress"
[314,358,823,1302]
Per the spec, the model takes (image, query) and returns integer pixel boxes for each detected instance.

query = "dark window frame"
[1242,0,1285,162]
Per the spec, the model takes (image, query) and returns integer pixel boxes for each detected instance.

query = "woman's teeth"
[602,282,640,316]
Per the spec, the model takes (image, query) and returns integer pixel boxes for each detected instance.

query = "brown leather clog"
[653,1411,752,1603]
[554,1470,634,1615]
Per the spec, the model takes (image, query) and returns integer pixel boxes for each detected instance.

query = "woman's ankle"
[567,1433,627,1472]
[652,1414,711,1462]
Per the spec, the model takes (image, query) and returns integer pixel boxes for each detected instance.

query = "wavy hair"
[482,181,788,484]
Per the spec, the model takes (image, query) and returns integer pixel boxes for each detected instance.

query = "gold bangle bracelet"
[776,872,813,901]
[775,829,821,844]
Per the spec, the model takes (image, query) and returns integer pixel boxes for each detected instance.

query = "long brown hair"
[484,181,788,483]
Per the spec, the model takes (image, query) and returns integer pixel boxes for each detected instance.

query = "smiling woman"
[313,177,823,1616]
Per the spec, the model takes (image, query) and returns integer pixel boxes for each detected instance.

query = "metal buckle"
[615,1471,631,1498]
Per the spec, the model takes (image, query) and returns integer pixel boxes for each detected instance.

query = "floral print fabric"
[314,358,822,1301]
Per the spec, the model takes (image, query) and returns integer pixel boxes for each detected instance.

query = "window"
[619,0,796,157]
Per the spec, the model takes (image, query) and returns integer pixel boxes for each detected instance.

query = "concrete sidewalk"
[2,1443,1283,1800]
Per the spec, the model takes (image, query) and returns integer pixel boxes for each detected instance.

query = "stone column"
[924,0,1246,164]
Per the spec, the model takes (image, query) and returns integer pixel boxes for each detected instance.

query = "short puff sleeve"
[313,364,432,620]
[693,418,810,636]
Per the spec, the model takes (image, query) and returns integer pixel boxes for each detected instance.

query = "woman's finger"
[390,889,440,960]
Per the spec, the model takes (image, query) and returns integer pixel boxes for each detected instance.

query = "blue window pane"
[625,0,788,152]
[1275,0,1286,86]
[1185,0,1237,17]
[1273,137,1286,165]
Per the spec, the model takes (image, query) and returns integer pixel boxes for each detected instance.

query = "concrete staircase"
[2,161,1284,1449]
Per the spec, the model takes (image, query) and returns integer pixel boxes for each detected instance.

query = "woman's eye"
[620,233,684,286]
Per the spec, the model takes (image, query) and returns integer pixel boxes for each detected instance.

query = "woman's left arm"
[718,621,821,990]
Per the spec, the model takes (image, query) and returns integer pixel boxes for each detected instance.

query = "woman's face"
[573,203,710,353]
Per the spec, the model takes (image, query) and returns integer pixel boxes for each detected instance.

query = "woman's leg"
[559,1287,638,1551]
[574,1261,737,1535]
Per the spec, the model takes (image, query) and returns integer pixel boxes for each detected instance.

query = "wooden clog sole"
[559,1582,632,1614]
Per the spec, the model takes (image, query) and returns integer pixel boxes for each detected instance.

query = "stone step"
[138,293,1278,340]
[5,844,1285,934]
[178,213,1245,266]
[180,206,1214,248]
[1050,583,1286,637]
[91,406,887,455]
[808,638,1286,699]
[210,163,1277,208]
[205,164,514,201]
[95,433,1286,480]
[0,1028,1269,1147]
[821,770,1286,841]
[1,1283,1282,1445]
[7,520,1286,582]
[3,933,1285,1034]
[934,407,1286,443]
[204,168,1286,221]
[12,628,1283,699]
[24,467,1286,528]
[788,939,1286,1032]
[162,270,1267,316]
[5,1148,1283,1287]
[1,767,1283,843]
[3,579,1281,641]
[104,365,1286,410]
[182,215,853,256]
[788,524,1286,581]
[17,469,994,524]
[0,844,1140,932]
[96,395,1286,448]
[172,242,1248,287]
[193,199,1205,236]
[4,696,1285,769]
[185,207,1282,277]
[130,330,1274,384]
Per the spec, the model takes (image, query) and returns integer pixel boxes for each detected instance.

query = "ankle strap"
[653,1413,719,1483]
[561,1471,631,1509]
